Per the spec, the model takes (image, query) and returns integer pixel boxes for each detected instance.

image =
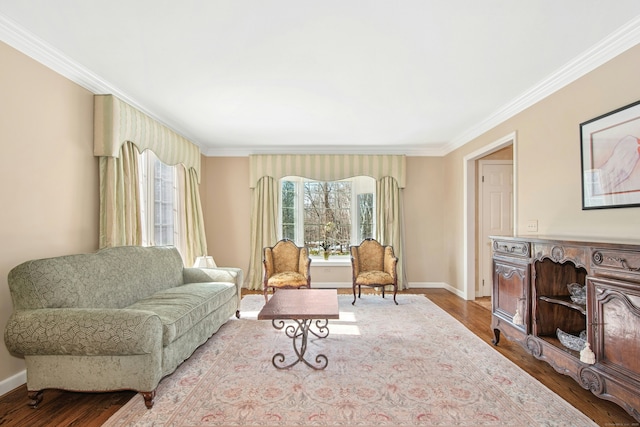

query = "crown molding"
[0,13,109,94]
[201,143,448,157]
[443,15,640,155]
[2,12,638,158]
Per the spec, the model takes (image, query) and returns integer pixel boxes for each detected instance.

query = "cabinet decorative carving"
[491,236,640,422]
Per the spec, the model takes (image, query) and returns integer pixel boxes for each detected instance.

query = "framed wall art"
[580,100,640,210]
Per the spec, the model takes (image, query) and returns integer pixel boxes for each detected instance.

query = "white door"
[478,161,513,297]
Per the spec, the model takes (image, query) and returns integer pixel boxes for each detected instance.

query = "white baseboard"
[0,369,26,398]
[311,281,455,291]
[407,282,466,298]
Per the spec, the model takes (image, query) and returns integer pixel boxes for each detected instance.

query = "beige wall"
[443,44,640,293]
[201,157,251,271]
[201,156,448,288]
[404,156,446,285]
[0,42,97,390]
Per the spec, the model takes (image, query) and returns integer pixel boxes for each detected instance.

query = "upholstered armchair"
[350,238,398,305]
[263,239,311,302]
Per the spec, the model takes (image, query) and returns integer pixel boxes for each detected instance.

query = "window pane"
[280,176,374,257]
[154,159,175,246]
[357,193,374,242]
[281,180,296,241]
[304,180,351,255]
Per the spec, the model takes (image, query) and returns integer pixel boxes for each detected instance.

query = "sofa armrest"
[183,267,244,309]
[4,308,162,356]
[183,267,240,285]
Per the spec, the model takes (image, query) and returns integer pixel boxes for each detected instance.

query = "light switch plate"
[526,220,538,233]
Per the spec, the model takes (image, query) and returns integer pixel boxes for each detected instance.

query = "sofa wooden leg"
[236,310,240,318]
[141,390,156,409]
[27,390,43,408]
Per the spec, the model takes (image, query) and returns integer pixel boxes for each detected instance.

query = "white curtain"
[95,95,207,265]
[377,176,407,290]
[99,141,142,248]
[246,176,278,290]
[180,166,208,267]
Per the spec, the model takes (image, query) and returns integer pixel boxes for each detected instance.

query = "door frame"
[463,131,517,300]
[477,160,513,297]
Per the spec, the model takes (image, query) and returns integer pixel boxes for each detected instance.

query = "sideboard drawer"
[492,239,530,259]
[592,248,640,281]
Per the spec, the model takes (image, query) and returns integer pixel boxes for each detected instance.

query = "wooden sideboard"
[490,236,640,422]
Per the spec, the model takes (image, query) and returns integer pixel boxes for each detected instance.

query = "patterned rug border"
[104,294,596,427]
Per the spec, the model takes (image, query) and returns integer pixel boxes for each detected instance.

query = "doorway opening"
[477,158,513,299]
[462,132,517,301]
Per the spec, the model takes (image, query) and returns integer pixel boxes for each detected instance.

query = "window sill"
[310,257,351,267]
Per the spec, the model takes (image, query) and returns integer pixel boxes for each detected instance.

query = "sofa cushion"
[126,282,236,346]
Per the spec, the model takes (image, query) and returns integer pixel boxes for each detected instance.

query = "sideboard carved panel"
[490,236,640,422]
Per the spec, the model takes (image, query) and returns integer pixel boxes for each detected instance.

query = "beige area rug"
[104,295,595,427]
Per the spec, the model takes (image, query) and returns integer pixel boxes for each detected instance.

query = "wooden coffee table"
[258,289,339,370]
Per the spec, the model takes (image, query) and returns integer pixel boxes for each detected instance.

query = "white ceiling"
[1,1,640,156]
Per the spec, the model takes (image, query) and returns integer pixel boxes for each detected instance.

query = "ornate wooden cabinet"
[490,236,640,422]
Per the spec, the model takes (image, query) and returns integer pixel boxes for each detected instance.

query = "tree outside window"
[280,177,375,257]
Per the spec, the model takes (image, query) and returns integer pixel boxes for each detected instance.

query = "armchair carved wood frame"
[263,239,311,302]
[350,238,398,305]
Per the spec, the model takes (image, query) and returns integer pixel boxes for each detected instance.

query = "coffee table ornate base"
[258,289,339,370]
[271,318,330,370]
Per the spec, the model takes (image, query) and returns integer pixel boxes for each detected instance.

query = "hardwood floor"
[0,288,636,426]
[424,289,637,427]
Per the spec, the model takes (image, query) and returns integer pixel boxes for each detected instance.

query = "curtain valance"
[94,94,201,181]
[249,154,406,188]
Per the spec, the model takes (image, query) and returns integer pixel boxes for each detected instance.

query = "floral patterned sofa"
[4,245,242,409]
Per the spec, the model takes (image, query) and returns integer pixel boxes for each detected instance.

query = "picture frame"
[580,100,640,210]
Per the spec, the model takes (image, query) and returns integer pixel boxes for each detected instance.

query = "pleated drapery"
[246,177,278,290]
[99,141,142,248]
[182,166,208,266]
[94,95,207,266]
[377,176,407,290]
[247,154,407,290]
